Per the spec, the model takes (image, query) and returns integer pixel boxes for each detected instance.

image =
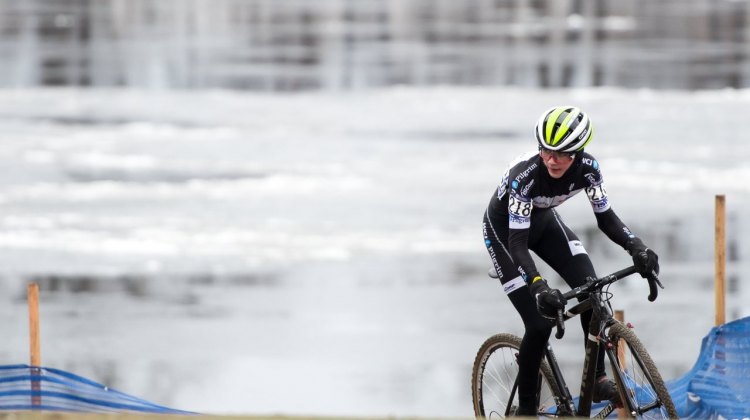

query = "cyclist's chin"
[547,167,566,178]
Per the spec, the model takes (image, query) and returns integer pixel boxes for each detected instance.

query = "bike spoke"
[473,336,560,418]
[482,347,518,415]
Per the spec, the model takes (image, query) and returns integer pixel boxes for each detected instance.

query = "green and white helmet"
[535,106,593,153]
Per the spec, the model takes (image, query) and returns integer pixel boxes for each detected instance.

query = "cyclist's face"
[539,149,575,178]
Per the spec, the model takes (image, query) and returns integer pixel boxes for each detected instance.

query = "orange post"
[28,283,42,408]
[614,310,626,419]
[715,195,726,326]
[614,310,626,366]
[28,283,41,366]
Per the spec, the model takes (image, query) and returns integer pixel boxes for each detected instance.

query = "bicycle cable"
[598,283,615,337]
[602,283,614,310]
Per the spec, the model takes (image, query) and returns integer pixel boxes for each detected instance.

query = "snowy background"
[0,86,748,416]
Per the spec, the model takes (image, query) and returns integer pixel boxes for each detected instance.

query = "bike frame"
[539,265,655,418]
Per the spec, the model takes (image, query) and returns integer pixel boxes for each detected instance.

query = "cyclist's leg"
[483,209,552,413]
[528,208,608,380]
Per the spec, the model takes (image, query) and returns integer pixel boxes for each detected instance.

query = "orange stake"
[614,310,626,419]
[28,283,41,366]
[28,283,42,408]
[715,195,726,326]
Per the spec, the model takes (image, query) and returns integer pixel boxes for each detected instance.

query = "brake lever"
[646,270,663,302]
[652,270,664,289]
[554,309,565,339]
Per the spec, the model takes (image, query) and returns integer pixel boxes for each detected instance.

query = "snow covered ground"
[0,87,747,416]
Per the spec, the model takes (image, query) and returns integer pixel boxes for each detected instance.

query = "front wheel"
[471,333,561,418]
[607,322,679,419]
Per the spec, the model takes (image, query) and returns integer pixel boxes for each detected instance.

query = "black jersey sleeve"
[581,155,636,249]
[507,172,541,283]
[595,208,635,249]
[508,227,541,282]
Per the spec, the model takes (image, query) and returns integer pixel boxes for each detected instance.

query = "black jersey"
[487,151,635,282]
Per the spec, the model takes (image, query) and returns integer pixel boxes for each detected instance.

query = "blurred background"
[3,0,750,90]
[0,0,748,417]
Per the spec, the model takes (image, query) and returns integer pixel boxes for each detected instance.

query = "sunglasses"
[540,148,576,161]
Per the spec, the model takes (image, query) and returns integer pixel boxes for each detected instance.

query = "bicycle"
[471,265,678,419]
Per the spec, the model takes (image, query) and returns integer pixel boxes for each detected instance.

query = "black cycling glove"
[529,278,567,320]
[626,237,659,279]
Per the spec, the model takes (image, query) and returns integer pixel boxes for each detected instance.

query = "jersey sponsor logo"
[581,157,599,169]
[483,223,502,278]
[497,186,507,201]
[482,223,493,249]
[502,276,526,295]
[568,240,588,256]
[499,171,510,197]
[514,162,537,182]
[487,246,499,269]
[509,213,530,229]
[500,151,536,192]
[584,173,598,185]
[520,179,535,196]
[591,199,610,212]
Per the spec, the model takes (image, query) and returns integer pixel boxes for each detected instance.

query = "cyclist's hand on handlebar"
[529,277,567,320]
[626,237,660,279]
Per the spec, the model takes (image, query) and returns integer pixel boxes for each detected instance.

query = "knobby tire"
[607,321,679,419]
[471,333,561,418]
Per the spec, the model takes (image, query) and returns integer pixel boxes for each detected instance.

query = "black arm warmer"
[508,227,540,282]
[594,208,632,250]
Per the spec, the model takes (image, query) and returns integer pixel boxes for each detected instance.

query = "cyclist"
[482,106,659,416]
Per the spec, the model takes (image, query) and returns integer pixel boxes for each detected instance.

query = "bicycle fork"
[578,294,616,418]
[577,326,601,417]
[543,344,576,416]
[542,303,609,417]
[543,338,616,418]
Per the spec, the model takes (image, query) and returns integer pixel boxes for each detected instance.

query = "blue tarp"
[668,316,750,419]
[0,364,193,414]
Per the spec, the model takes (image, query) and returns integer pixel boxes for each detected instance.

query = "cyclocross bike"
[471,265,678,419]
